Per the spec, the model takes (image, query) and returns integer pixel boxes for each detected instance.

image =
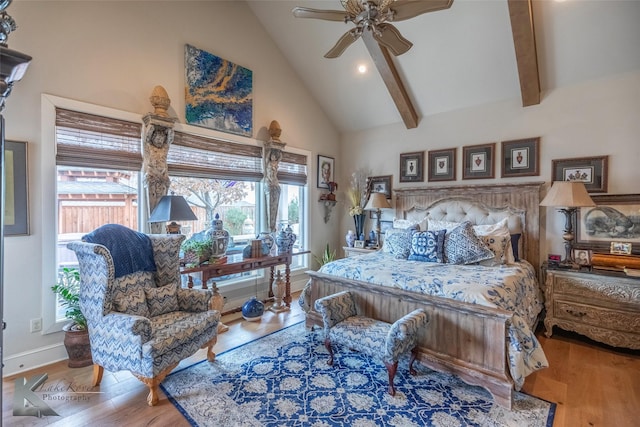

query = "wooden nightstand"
[343,246,378,258]
[543,265,640,349]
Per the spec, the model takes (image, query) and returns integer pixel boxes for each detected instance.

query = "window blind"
[55,108,143,170]
[169,131,264,181]
[278,151,308,185]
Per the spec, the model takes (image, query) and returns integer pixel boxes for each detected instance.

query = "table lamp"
[364,192,391,248]
[540,181,595,266]
[148,194,197,234]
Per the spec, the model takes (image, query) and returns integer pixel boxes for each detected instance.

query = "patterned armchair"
[68,225,220,406]
[314,291,429,396]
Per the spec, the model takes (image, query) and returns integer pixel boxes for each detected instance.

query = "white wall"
[338,71,640,264]
[2,1,341,375]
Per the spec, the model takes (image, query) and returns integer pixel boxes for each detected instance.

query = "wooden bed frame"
[304,182,543,409]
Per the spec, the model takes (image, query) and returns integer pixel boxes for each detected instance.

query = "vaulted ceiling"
[248,0,640,133]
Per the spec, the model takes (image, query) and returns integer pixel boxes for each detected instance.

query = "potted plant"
[51,267,93,368]
[181,237,213,266]
[314,243,336,268]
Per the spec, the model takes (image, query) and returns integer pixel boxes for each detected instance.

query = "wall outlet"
[30,318,42,333]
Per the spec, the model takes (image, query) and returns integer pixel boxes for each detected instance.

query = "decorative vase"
[275,224,296,254]
[353,213,365,241]
[257,231,275,254]
[269,270,288,313]
[241,297,264,322]
[208,213,230,259]
[345,230,356,247]
[63,324,92,368]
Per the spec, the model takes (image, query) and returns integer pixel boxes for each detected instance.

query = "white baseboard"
[3,343,68,378]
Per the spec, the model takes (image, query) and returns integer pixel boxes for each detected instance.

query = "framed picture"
[552,155,608,193]
[317,155,335,189]
[462,143,495,180]
[610,242,632,255]
[354,240,365,249]
[573,249,593,266]
[369,175,392,199]
[399,151,424,183]
[427,148,456,182]
[4,140,30,236]
[185,44,253,137]
[576,194,640,255]
[501,137,540,178]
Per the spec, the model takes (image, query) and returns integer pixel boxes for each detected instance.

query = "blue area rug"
[161,322,555,426]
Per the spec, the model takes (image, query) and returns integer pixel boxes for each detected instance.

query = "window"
[51,102,308,323]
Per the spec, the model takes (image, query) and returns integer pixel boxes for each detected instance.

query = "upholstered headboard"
[395,182,543,271]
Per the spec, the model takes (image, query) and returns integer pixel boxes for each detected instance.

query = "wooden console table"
[181,250,309,307]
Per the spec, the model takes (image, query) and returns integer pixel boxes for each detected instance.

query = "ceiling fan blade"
[391,0,454,22]
[292,7,348,22]
[324,30,361,58]
[373,24,413,56]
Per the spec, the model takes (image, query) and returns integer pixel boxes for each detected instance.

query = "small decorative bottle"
[345,230,356,247]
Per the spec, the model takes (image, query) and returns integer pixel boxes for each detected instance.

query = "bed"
[302,182,547,409]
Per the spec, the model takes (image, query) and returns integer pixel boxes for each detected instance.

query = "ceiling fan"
[293,0,454,58]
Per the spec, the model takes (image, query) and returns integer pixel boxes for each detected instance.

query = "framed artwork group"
[398,137,541,183]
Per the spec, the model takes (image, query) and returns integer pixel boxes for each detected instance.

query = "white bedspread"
[319,251,549,389]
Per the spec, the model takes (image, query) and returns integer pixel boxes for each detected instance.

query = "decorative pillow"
[510,234,521,261]
[478,233,512,267]
[384,230,413,259]
[444,222,494,265]
[392,218,422,231]
[427,219,461,234]
[408,230,446,263]
[473,218,516,265]
[383,228,409,250]
[472,218,509,235]
[145,285,180,317]
[111,271,153,317]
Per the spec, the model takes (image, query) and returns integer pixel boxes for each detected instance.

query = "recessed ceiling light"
[357,64,367,74]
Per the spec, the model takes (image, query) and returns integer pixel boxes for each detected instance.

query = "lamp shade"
[364,192,392,210]
[148,195,197,223]
[539,181,596,208]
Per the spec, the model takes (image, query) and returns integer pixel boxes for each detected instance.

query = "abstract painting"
[185,44,253,137]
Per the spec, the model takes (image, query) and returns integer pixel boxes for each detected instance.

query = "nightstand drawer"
[554,299,640,333]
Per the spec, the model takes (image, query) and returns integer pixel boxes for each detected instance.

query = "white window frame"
[41,94,309,333]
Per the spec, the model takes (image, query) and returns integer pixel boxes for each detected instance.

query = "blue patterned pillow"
[408,230,446,263]
[145,285,179,317]
[112,271,153,317]
[444,222,494,265]
[383,229,413,259]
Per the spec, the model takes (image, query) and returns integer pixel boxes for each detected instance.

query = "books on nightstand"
[590,253,640,277]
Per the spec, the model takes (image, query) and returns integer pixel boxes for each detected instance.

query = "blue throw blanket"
[83,224,156,278]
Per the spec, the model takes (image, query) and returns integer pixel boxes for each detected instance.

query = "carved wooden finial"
[149,85,171,117]
[268,120,282,142]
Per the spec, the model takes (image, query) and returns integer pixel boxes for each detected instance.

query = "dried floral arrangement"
[347,168,372,216]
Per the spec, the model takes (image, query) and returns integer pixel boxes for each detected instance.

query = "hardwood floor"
[4,297,639,426]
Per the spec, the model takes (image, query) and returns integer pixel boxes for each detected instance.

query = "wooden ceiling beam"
[508,0,541,107]
[362,31,419,129]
